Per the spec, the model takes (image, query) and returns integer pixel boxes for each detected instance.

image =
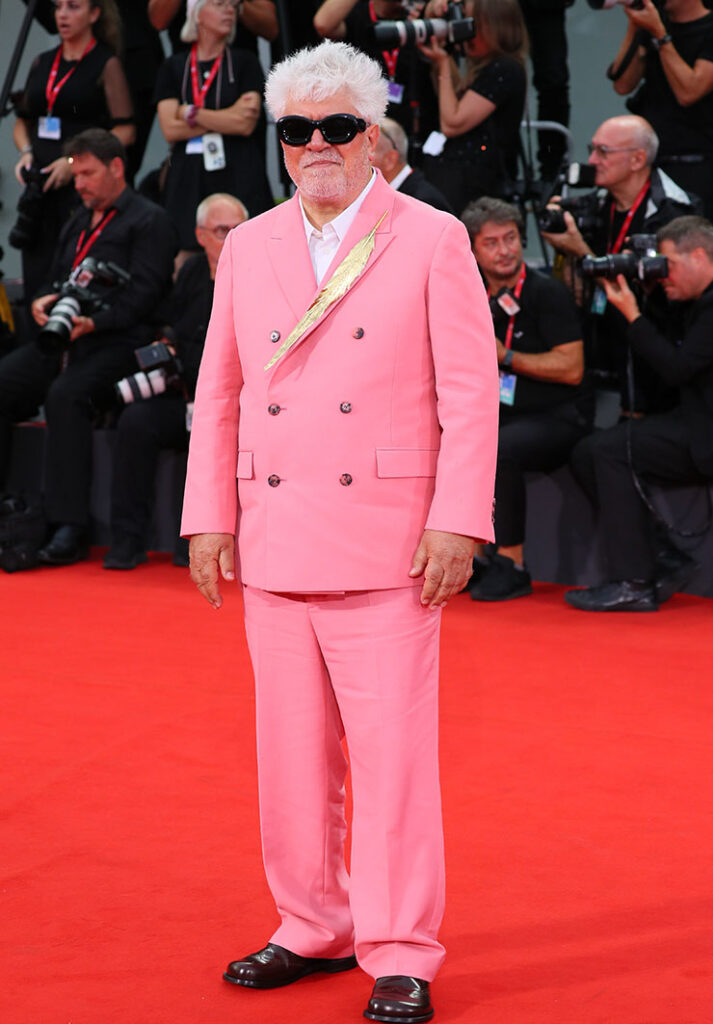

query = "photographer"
[103,193,247,570]
[566,216,713,612]
[313,1,440,148]
[543,114,698,412]
[0,129,175,567]
[608,0,713,218]
[372,117,454,211]
[463,197,592,601]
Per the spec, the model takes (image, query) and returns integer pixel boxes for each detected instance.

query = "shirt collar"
[389,164,413,192]
[299,170,377,246]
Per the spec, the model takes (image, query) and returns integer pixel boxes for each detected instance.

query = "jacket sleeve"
[627,304,713,386]
[180,236,243,536]
[424,217,500,542]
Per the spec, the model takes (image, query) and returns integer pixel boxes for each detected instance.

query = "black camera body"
[374,1,474,49]
[581,234,668,283]
[538,194,601,236]
[115,341,184,405]
[9,165,47,251]
[38,257,131,351]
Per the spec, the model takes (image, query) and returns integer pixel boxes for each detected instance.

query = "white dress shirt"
[300,171,378,286]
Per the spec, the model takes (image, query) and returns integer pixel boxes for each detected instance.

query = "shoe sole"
[564,596,658,612]
[103,553,148,571]
[364,1010,434,1023]
[223,956,357,989]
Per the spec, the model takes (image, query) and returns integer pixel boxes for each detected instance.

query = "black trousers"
[110,394,188,544]
[520,0,570,180]
[0,339,136,526]
[495,407,587,547]
[570,410,709,580]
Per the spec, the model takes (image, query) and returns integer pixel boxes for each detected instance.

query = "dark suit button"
[268,404,281,415]
[268,475,281,487]
[339,402,352,413]
[352,327,364,339]
[340,473,353,486]
[270,330,280,343]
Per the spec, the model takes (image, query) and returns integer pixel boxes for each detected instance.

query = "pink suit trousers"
[242,583,446,982]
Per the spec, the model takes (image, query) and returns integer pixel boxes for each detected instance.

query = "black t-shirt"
[491,266,586,415]
[343,1,439,144]
[443,56,526,181]
[628,14,713,155]
[19,41,125,169]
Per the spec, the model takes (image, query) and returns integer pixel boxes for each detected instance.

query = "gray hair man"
[182,39,498,1024]
[372,117,454,213]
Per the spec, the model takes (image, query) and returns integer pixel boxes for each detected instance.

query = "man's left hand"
[70,316,95,341]
[602,273,641,322]
[409,529,476,608]
[625,0,667,39]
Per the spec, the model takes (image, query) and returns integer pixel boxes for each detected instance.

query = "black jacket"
[397,169,455,215]
[628,282,713,475]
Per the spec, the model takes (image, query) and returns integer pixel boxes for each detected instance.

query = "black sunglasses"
[276,113,368,147]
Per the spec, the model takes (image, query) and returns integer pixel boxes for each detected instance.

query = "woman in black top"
[155,0,273,254]
[420,0,528,217]
[13,0,135,302]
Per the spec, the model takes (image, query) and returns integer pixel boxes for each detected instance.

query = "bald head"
[596,115,659,166]
[195,193,249,276]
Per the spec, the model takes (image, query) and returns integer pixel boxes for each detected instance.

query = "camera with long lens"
[581,234,668,282]
[538,193,601,235]
[38,257,131,351]
[374,1,474,49]
[115,340,185,405]
[9,165,47,251]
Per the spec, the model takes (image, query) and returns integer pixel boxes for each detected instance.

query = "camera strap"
[370,1,400,79]
[72,208,117,270]
[607,182,649,255]
[190,45,223,109]
[45,38,97,116]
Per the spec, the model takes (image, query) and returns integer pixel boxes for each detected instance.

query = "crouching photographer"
[566,216,713,612]
[0,129,175,566]
[103,193,248,570]
[541,114,699,413]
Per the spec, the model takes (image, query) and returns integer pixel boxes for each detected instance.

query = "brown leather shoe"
[223,942,357,989]
[364,976,434,1022]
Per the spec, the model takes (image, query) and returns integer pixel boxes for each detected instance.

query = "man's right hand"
[31,293,59,326]
[189,532,236,609]
[541,210,592,259]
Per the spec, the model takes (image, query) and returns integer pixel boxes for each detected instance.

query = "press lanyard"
[45,38,96,116]
[488,263,526,351]
[72,208,117,270]
[369,0,399,79]
[190,44,222,108]
[607,181,649,254]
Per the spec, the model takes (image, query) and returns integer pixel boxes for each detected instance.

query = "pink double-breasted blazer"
[181,172,499,591]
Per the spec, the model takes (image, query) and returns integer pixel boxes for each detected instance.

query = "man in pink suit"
[182,40,498,1023]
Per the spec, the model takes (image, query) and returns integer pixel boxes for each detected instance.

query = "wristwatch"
[184,104,198,128]
[502,349,514,370]
[651,33,672,51]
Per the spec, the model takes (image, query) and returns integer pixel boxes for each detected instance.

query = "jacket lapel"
[267,174,397,379]
[265,195,318,321]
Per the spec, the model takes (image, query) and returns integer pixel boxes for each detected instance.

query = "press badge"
[499,371,517,406]
[591,285,607,315]
[186,135,204,154]
[496,291,521,316]
[203,132,226,171]
[38,116,61,140]
[387,81,404,104]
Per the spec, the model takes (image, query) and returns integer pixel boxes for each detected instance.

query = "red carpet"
[2,556,712,1023]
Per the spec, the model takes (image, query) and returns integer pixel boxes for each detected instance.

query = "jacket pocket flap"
[236,450,254,479]
[376,448,439,478]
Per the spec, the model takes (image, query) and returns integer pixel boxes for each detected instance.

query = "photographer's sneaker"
[469,553,532,602]
[103,535,148,570]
